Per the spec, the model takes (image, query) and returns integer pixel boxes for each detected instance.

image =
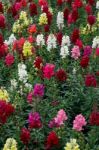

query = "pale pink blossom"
[54,109,68,126]
[71,45,80,60]
[73,114,87,131]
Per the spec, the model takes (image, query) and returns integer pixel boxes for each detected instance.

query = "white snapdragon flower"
[36,34,45,46]
[25,83,32,90]
[4,34,16,45]
[18,63,28,83]
[92,36,99,48]
[60,45,69,58]
[57,11,64,30]
[10,79,17,90]
[61,35,71,47]
[72,68,77,75]
[47,34,57,51]
[96,1,99,9]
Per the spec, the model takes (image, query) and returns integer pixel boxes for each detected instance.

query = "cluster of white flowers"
[36,34,45,46]
[10,79,17,90]
[96,1,99,9]
[47,34,57,51]
[4,34,16,45]
[92,36,99,48]
[61,35,71,47]
[57,11,64,30]
[60,35,71,58]
[25,83,32,90]
[18,63,28,83]
[60,46,69,58]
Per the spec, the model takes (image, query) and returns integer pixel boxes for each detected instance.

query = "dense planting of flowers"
[0,0,99,149]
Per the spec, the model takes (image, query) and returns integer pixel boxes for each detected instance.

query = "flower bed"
[0,0,99,149]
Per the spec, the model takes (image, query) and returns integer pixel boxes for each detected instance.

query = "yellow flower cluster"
[13,11,33,33]
[80,24,97,35]
[64,139,80,150]
[97,12,99,22]
[97,12,99,27]
[3,138,17,150]
[23,41,33,57]
[0,88,9,102]
[39,13,48,25]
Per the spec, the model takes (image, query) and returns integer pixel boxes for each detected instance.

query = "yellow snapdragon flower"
[39,13,48,25]
[23,41,33,57]
[19,11,27,20]
[97,12,99,22]
[12,11,33,33]
[12,21,21,33]
[0,88,9,102]
[3,138,17,150]
[64,139,80,150]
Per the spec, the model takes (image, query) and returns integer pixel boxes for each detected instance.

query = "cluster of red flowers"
[0,100,15,124]
[89,111,99,126]
[45,131,59,150]
[20,127,30,144]
[0,34,8,58]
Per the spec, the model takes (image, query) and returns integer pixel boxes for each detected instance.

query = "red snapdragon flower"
[88,0,95,6]
[76,39,83,49]
[89,111,99,126]
[43,63,55,80]
[39,0,48,7]
[0,2,3,13]
[5,54,14,67]
[56,32,63,46]
[45,131,59,150]
[80,56,89,68]
[0,33,4,45]
[71,28,80,43]
[20,128,31,144]
[0,43,8,58]
[44,24,50,32]
[85,74,97,87]
[64,7,70,20]
[29,3,37,16]
[13,37,25,54]
[0,100,14,124]
[85,4,92,15]
[57,0,63,6]
[56,69,67,82]
[87,15,96,26]
[46,11,53,25]
[34,56,43,69]
[73,0,83,8]
[42,5,49,13]
[0,14,6,28]
[71,9,79,23]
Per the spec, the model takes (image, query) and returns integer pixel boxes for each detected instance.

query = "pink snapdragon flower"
[73,114,87,131]
[27,91,33,103]
[33,83,44,97]
[54,109,68,126]
[5,53,14,66]
[43,63,55,79]
[15,2,22,12]
[83,46,92,56]
[28,112,42,128]
[96,48,99,56]
[49,109,68,128]
[71,45,80,60]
